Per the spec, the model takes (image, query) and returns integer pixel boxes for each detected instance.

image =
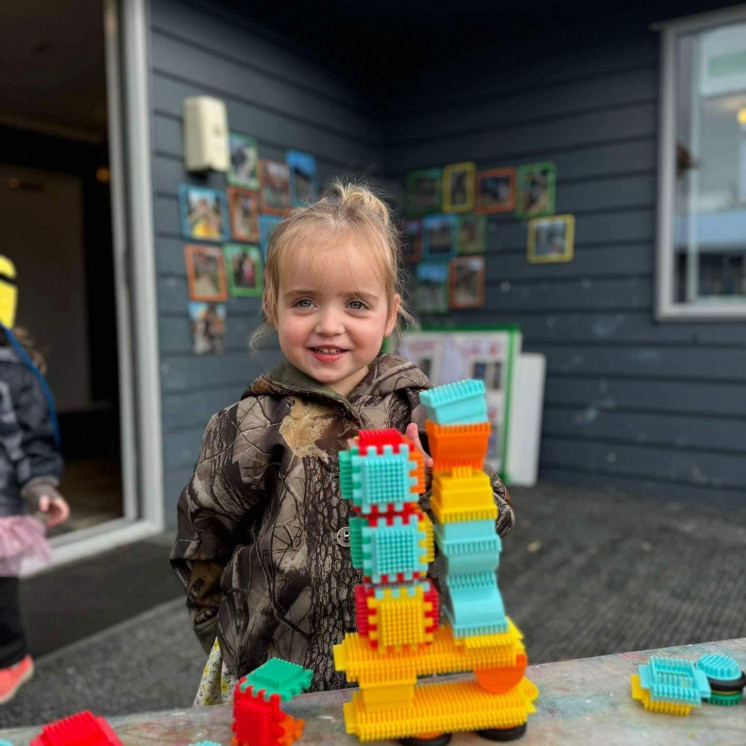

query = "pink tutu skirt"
[0,515,51,575]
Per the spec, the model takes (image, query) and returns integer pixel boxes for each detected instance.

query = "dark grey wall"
[385,32,746,504]
[149,0,385,522]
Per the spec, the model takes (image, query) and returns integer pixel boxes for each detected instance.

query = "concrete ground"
[1,481,745,730]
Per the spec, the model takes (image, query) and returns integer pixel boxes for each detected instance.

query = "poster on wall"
[415,262,449,313]
[422,214,457,260]
[406,168,443,218]
[449,255,486,309]
[475,168,515,214]
[457,214,487,254]
[179,185,229,241]
[527,214,575,263]
[223,244,263,297]
[259,213,284,261]
[442,161,475,213]
[227,187,260,243]
[397,328,521,476]
[515,162,557,219]
[258,160,292,215]
[286,150,319,206]
[227,133,259,190]
[402,219,423,264]
[184,245,228,301]
[189,302,226,355]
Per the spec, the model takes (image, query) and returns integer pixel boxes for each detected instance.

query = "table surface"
[3,638,745,745]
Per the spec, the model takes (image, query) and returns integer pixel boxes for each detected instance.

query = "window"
[656,7,746,319]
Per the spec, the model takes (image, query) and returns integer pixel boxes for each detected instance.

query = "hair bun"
[326,180,390,226]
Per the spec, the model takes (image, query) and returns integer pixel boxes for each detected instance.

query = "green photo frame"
[515,162,557,219]
[406,168,443,218]
[223,244,264,297]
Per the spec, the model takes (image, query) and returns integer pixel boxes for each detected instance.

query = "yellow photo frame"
[527,214,575,264]
[442,162,475,213]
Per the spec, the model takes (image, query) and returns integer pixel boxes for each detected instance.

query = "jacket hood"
[242,353,430,403]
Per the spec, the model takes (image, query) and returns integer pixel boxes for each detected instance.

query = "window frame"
[654,4,746,321]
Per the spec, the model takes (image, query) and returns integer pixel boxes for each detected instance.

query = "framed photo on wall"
[227,187,260,243]
[403,219,423,264]
[224,244,263,297]
[189,302,226,355]
[449,255,486,309]
[527,214,575,263]
[179,185,228,241]
[415,262,449,313]
[227,133,259,190]
[259,213,284,261]
[286,150,318,206]
[406,168,442,218]
[442,161,475,213]
[184,244,228,301]
[258,159,292,215]
[457,214,487,254]
[422,214,457,260]
[515,162,557,219]
[475,168,515,214]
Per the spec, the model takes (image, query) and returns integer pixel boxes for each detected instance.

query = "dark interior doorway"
[0,0,123,534]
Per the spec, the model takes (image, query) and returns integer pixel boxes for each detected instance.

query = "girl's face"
[272,240,400,397]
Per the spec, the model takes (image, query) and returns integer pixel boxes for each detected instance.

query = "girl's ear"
[385,294,401,337]
[262,293,274,325]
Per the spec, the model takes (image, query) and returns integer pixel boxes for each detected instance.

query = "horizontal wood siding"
[389,28,746,503]
[149,0,384,524]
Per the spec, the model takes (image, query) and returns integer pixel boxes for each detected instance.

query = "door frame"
[27,0,164,571]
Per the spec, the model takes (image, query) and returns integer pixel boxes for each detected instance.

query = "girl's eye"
[348,300,368,311]
[295,298,314,308]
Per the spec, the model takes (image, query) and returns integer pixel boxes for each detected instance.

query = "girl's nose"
[314,309,344,336]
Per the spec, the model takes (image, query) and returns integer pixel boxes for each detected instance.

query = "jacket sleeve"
[406,388,515,539]
[170,399,271,653]
[12,365,63,489]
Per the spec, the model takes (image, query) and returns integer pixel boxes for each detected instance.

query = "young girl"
[171,183,514,705]
[0,255,68,703]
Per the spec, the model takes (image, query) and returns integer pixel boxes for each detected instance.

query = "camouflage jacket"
[171,353,514,691]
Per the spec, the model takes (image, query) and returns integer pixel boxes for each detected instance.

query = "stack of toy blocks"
[232,658,313,746]
[631,656,711,715]
[334,380,538,744]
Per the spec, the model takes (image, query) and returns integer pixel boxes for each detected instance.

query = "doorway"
[0,0,145,549]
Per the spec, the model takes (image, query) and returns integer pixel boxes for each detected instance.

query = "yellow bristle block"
[344,677,539,742]
[334,620,525,685]
[630,675,694,716]
[431,468,497,524]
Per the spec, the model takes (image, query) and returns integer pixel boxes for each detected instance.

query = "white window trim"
[654,4,746,321]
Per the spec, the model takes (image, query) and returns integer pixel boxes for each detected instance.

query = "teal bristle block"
[638,657,710,705]
[348,516,365,569]
[342,444,418,512]
[433,519,498,542]
[419,380,488,424]
[443,570,508,637]
[433,520,502,575]
[696,654,743,682]
[240,657,313,702]
[362,514,427,583]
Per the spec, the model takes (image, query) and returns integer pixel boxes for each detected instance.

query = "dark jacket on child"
[0,344,62,518]
[171,353,514,691]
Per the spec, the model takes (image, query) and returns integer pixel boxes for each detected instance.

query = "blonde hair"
[251,180,414,347]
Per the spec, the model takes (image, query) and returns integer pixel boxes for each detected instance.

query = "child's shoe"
[0,655,34,704]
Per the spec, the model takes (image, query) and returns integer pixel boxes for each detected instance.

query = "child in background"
[0,256,68,704]
[171,183,514,705]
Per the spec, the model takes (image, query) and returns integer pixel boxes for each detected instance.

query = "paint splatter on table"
[2,638,744,745]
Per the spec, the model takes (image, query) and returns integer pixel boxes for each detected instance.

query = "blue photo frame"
[179,185,229,242]
[259,214,284,261]
[422,214,457,260]
[286,150,319,207]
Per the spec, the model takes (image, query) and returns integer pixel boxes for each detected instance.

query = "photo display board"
[396,327,521,478]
